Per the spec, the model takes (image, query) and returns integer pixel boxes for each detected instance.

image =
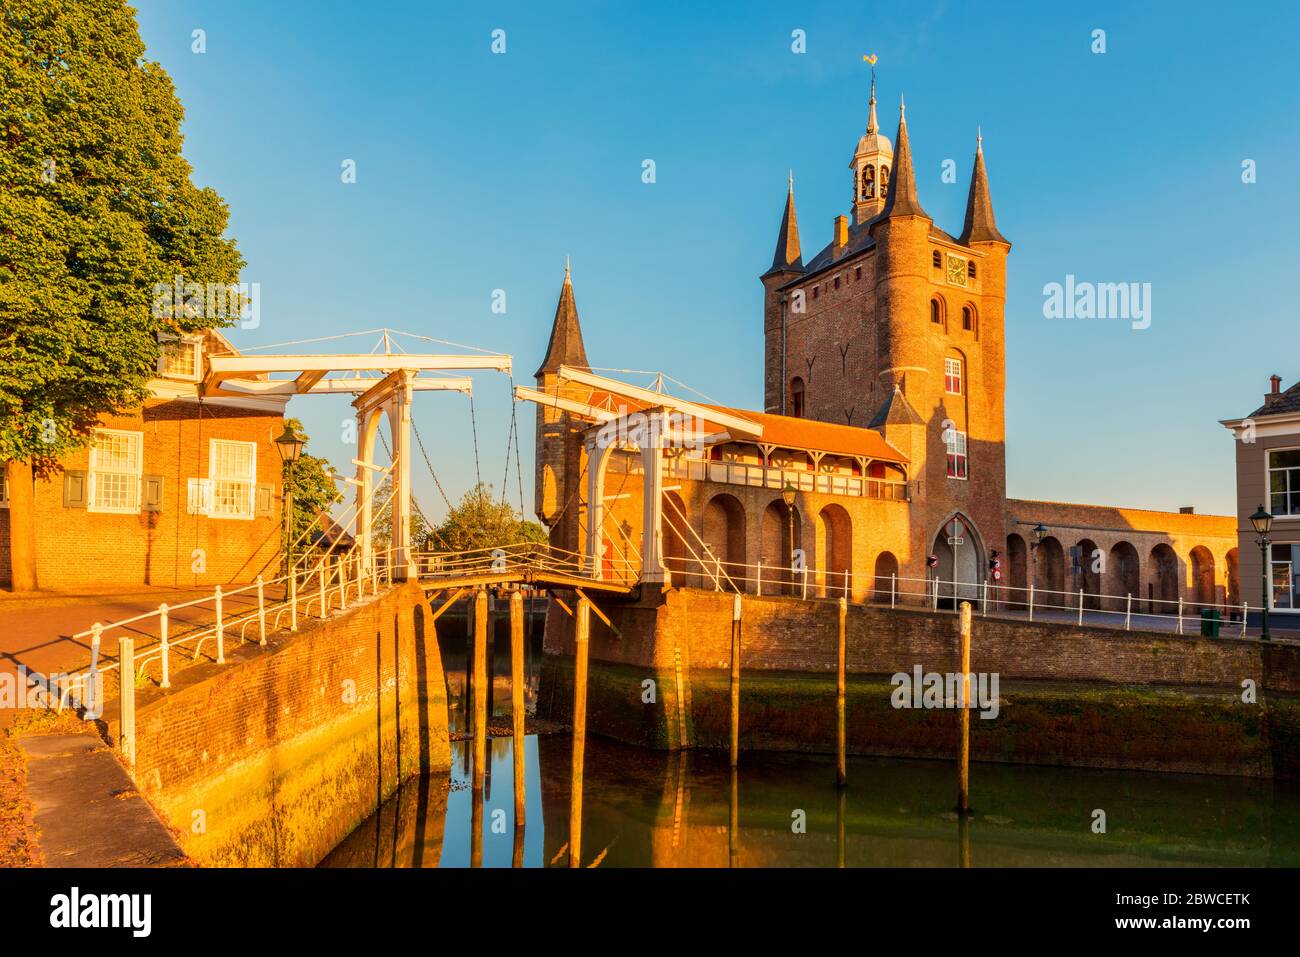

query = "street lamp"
[781,482,797,593]
[1250,505,1273,642]
[275,422,307,577]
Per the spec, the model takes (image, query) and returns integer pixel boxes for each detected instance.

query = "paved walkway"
[18,732,188,867]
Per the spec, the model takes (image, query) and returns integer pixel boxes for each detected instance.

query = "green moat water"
[321,732,1300,868]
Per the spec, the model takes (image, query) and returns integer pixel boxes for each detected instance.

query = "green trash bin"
[1200,608,1221,637]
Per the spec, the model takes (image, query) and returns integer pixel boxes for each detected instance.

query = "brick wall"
[3,397,284,590]
[111,581,449,866]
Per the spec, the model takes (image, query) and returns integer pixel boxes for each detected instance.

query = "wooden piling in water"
[569,595,591,868]
[728,767,739,868]
[510,590,526,828]
[729,593,741,768]
[470,779,484,868]
[958,600,972,815]
[836,596,847,788]
[473,587,488,791]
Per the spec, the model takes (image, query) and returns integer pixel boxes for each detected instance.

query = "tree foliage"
[281,419,342,545]
[0,0,244,468]
[371,475,430,549]
[427,482,547,552]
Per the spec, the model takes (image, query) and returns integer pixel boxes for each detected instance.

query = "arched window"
[932,250,942,268]
[967,260,977,279]
[944,355,963,395]
[930,297,945,328]
[880,165,890,198]
[861,165,875,199]
[790,377,806,417]
[962,304,976,332]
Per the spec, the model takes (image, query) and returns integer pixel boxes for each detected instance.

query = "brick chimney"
[1179,506,1195,514]
[1264,374,1284,409]
[833,215,848,255]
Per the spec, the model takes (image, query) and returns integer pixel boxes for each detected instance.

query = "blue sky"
[134,0,1300,519]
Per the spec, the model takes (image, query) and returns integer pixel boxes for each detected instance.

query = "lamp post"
[275,422,306,577]
[781,482,797,595]
[1250,505,1273,642]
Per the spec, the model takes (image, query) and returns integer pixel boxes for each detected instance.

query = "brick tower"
[533,261,591,554]
[760,88,1012,586]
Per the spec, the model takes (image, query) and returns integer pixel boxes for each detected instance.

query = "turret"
[761,174,804,413]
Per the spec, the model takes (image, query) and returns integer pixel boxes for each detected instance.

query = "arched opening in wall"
[1075,538,1101,610]
[1149,543,1179,615]
[761,498,803,595]
[817,503,853,598]
[1105,541,1140,613]
[661,491,691,587]
[1226,548,1240,611]
[789,377,806,418]
[1033,536,1065,607]
[703,493,746,592]
[931,514,984,609]
[1006,533,1028,608]
[1190,546,1216,609]
[873,551,899,601]
[930,296,946,331]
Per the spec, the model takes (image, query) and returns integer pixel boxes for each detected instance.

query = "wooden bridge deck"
[418,568,636,595]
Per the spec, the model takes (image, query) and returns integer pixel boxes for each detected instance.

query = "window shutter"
[63,470,86,508]
[187,478,212,515]
[142,475,164,512]
[255,483,275,518]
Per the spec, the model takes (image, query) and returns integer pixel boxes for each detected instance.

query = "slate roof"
[1249,379,1300,417]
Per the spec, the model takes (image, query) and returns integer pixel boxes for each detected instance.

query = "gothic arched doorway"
[931,514,985,609]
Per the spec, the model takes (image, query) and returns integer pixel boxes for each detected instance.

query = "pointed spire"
[764,175,803,276]
[879,97,928,220]
[959,130,1009,246]
[533,261,590,378]
[866,70,878,134]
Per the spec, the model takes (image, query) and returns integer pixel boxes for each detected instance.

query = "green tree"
[281,419,342,546]
[370,475,430,549]
[428,482,547,552]
[1,1,243,586]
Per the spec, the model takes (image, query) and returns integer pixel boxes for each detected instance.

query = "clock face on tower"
[946,254,968,288]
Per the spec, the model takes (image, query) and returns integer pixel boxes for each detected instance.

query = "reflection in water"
[322,731,1300,868]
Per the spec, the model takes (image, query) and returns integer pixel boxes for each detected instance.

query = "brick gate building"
[531,81,1238,614]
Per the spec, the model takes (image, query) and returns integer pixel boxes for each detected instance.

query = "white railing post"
[982,579,989,617]
[257,576,267,646]
[215,585,225,664]
[1028,581,1035,622]
[932,575,939,611]
[158,603,171,689]
[891,572,896,608]
[339,567,348,611]
[1077,588,1084,626]
[290,571,298,632]
[119,636,135,768]
[757,559,762,597]
[1177,597,1183,635]
[318,565,327,619]
[87,624,102,720]
[1241,602,1248,639]
[802,567,808,601]
[1125,593,1132,631]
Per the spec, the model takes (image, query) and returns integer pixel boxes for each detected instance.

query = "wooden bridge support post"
[836,596,847,788]
[958,600,972,815]
[510,590,526,828]
[569,595,591,867]
[472,587,488,791]
[729,593,741,768]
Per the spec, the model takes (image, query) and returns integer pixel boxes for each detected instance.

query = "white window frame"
[157,334,204,382]
[944,357,963,395]
[1267,446,1300,519]
[945,428,968,481]
[208,439,257,520]
[0,467,8,508]
[87,429,144,514]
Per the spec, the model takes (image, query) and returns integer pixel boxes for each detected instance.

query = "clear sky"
[133,0,1300,520]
